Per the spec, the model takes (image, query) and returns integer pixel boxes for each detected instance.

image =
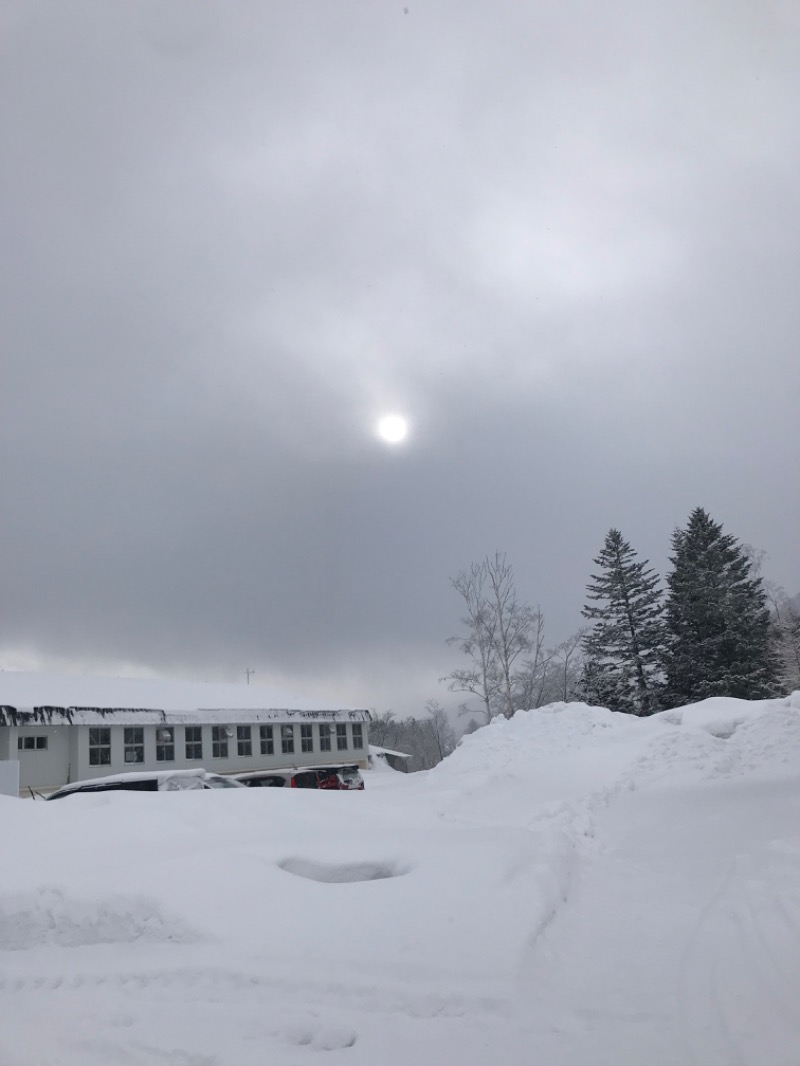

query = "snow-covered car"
[44,768,244,798]
[234,764,365,790]
[201,772,247,789]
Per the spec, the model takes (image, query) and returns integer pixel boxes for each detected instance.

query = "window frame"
[281,724,295,755]
[319,722,332,752]
[212,725,229,759]
[237,725,252,757]
[156,726,175,762]
[259,724,274,755]
[88,727,111,766]
[352,722,364,750]
[18,735,48,751]
[336,723,348,751]
[124,727,144,764]
[185,726,203,761]
[300,723,314,753]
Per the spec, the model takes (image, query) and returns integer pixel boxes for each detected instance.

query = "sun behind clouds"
[376,414,409,445]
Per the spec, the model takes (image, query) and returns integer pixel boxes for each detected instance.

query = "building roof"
[0,670,369,727]
[369,744,411,759]
[0,706,371,727]
[0,669,363,713]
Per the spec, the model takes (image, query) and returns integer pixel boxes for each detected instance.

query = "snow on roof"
[0,669,362,713]
[0,670,369,726]
[369,744,411,759]
[0,706,369,727]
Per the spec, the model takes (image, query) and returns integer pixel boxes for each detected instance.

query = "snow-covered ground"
[2,692,800,1066]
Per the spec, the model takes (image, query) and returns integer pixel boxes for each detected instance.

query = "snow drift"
[1,688,799,1066]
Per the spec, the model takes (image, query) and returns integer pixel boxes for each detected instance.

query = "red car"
[234,764,364,790]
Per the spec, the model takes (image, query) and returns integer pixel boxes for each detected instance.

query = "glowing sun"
[376,414,409,444]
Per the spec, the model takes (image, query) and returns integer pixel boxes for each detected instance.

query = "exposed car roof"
[234,764,359,780]
[46,767,207,796]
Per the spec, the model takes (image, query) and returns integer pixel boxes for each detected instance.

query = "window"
[237,725,252,757]
[336,723,348,751]
[156,727,175,762]
[212,726,229,759]
[292,770,319,789]
[319,723,332,752]
[352,723,363,750]
[245,774,286,788]
[281,724,294,755]
[260,725,274,755]
[124,727,144,763]
[89,727,111,766]
[300,723,313,753]
[18,735,48,751]
[185,726,203,761]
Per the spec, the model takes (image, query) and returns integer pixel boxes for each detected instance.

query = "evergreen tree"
[580,529,665,715]
[664,508,776,704]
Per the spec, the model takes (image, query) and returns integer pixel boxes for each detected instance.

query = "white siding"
[14,726,71,791]
[2,715,369,792]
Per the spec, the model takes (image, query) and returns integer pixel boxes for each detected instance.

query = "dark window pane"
[260,725,274,755]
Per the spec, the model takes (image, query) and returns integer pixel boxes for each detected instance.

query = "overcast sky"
[2,0,799,715]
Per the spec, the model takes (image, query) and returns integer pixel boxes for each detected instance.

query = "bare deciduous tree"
[369,705,457,772]
[550,628,587,702]
[515,608,552,710]
[444,560,500,724]
[769,593,800,693]
[425,699,457,763]
[444,553,539,720]
[741,545,799,694]
[515,627,586,708]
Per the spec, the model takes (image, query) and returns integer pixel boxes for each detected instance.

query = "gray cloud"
[2,1,799,711]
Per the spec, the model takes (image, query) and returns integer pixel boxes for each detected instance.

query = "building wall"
[0,760,20,797]
[10,719,369,792]
[12,725,72,791]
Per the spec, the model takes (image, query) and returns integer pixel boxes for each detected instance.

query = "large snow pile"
[1,689,799,1065]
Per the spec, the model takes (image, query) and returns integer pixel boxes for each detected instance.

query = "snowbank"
[1,688,799,1065]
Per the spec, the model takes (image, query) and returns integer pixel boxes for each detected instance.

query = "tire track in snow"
[678,854,800,1066]
[0,962,507,1019]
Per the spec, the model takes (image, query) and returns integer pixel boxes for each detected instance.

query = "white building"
[1,705,370,794]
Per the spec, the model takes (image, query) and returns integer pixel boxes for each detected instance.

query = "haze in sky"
[2,1,799,714]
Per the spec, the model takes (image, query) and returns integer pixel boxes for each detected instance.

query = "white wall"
[0,760,20,797]
[9,720,369,790]
[13,726,71,791]
[83,722,369,777]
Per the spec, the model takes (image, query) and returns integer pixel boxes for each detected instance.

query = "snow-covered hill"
[2,687,799,1065]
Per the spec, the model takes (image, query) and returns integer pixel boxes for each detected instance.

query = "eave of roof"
[0,706,371,727]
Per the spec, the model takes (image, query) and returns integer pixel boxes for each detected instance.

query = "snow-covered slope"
[1,687,799,1065]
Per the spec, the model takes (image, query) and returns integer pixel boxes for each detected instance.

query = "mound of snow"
[1,690,799,1066]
